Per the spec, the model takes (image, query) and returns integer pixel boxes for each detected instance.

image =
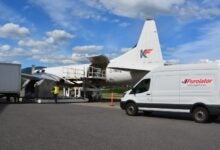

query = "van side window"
[131,79,151,94]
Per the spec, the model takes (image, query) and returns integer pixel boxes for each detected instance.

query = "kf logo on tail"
[140,49,153,58]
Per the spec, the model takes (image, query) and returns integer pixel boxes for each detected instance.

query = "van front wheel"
[125,103,138,116]
[192,107,209,123]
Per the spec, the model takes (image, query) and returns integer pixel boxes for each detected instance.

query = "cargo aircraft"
[37,19,164,86]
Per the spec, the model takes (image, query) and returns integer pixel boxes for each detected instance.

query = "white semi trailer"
[0,63,21,101]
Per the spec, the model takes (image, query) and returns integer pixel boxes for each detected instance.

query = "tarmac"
[1,102,220,150]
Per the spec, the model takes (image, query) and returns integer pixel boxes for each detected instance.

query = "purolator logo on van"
[182,78,213,86]
[140,49,153,58]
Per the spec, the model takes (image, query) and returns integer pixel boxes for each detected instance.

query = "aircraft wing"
[22,73,41,80]
[22,73,75,85]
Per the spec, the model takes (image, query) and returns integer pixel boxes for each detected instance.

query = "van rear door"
[180,73,215,105]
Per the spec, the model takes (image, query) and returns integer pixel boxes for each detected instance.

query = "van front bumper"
[120,101,126,110]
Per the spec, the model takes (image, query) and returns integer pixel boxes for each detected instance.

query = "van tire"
[192,107,209,123]
[125,102,138,116]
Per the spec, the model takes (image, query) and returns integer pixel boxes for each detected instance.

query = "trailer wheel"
[192,107,209,123]
[125,102,138,116]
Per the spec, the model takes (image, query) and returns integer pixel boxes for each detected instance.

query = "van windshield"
[131,79,151,94]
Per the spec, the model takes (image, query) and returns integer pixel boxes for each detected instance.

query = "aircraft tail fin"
[108,19,164,71]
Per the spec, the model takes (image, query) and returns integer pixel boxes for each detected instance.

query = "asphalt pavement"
[0,102,220,150]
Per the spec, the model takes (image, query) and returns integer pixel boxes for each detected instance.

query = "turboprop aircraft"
[36,19,164,86]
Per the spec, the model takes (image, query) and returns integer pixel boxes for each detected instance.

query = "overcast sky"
[0,0,220,67]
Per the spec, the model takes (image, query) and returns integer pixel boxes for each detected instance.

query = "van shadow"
[0,103,8,114]
[139,112,220,123]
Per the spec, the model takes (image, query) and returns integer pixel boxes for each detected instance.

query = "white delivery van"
[120,63,220,123]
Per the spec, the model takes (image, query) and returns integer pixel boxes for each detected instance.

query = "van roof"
[153,63,220,72]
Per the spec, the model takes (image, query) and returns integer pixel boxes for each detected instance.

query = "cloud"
[0,23,30,39]
[215,60,220,63]
[72,45,104,54]
[71,53,90,64]
[29,0,127,31]
[31,53,77,65]
[177,1,220,20]
[0,44,29,63]
[198,59,220,64]
[199,59,214,63]
[167,21,220,63]
[29,0,107,30]
[15,28,74,65]
[46,29,74,43]
[29,0,74,29]
[12,60,21,64]
[104,52,118,60]
[84,0,185,18]
[18,39,49,49]
[83,0,220,21]
[0,43,76,65]
[71,6,107,21]
[21,49,74,65]
[0,44,11,51]
[18,29,73,49]
[70,45,105,64]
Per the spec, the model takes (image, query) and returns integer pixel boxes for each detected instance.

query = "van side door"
[151,74,180,104]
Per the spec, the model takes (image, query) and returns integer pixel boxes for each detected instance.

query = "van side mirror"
[131,88,136,95]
